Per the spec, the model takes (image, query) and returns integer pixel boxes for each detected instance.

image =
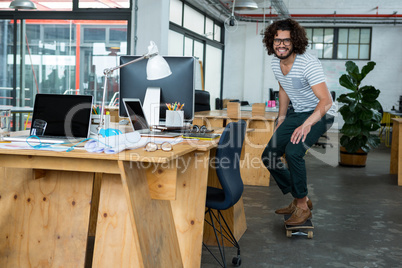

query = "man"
[261,18,336,225]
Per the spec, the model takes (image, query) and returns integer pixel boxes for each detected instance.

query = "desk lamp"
[98,41,172,135]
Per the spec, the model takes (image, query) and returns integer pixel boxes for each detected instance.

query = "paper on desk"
[84,132,183,154]
[0,142,68,152]
[85,133,184,154]
[85,132,141,153]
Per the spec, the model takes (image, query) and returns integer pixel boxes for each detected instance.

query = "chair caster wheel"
[232,256,241,266]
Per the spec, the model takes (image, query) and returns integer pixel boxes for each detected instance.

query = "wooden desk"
[194,110,277,186]
[390,118,402,185]
[0,141,216,267]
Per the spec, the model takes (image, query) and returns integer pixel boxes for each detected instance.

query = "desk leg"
[390,122,401,185]
[390,121,400,185]
[170,151,210,268]
[0,168,93,268]
[241,119,274,186]
[399,122,402,186]
[92,162,183,267]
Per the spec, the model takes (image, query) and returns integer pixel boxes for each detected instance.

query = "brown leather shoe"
[284,207,312,225]
[275,199,313,215]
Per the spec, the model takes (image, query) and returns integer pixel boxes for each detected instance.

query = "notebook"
[182,133,221,140]
[123,98,181,138]
[5,94,93,144]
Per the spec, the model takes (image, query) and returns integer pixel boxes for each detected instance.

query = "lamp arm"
[98,52,158,133]
[102,52,158,75]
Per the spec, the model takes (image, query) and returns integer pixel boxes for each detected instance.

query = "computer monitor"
[119,56,195,123]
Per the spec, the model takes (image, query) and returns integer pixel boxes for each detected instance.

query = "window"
[0,2,130,130]
[0,19,128,108]
[169,0,224,109]
[0,0,129,11]
[306,27,371,60]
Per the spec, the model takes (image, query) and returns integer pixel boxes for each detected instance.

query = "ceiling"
[186,0,402,24]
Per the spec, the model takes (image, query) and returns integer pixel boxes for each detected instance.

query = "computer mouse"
[119,119,129,125]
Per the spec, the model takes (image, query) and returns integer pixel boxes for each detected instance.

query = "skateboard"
[284,214,314,239]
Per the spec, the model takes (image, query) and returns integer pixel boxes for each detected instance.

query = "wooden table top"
[194,110,277,120]
[0,138,218,164]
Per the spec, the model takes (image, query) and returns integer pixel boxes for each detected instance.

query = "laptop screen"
[123,98,149,131]
[30,94,93,138]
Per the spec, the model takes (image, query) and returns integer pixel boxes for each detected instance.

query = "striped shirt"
[271,52,336,116]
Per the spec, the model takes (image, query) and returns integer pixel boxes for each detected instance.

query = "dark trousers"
[261,109,334,198]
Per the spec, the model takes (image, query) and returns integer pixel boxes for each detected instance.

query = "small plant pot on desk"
[339,146,368,167]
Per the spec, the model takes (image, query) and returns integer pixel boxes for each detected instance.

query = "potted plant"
[337,61,383,167]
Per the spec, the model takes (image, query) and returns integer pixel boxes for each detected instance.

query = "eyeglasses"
[144,142,173,152]
[273,38,291,46]
[191,125,208,133]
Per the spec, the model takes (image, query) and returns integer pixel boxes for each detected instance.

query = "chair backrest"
[215,120,247,209]
[194,90,210,112]
[330,91,336,101]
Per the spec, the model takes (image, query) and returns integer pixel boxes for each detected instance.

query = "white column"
[136,0,170,55]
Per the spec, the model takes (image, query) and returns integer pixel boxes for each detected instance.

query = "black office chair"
[314,91,336,148]
[194,89,211,112]
[203,120,247,267]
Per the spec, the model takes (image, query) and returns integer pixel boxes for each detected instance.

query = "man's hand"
[290,123,311,144]
[274,117,285,132]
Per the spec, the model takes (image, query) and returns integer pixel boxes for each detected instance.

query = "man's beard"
[275,47,294,60]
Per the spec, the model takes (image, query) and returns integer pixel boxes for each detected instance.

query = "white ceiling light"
[9,0,37,9]
[234,0,258,10]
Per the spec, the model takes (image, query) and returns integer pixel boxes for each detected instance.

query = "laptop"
[5,94,93,144]
[123,98,180,138]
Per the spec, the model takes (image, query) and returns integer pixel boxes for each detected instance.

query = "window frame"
[306,27,372,60]
[169,0,225,103]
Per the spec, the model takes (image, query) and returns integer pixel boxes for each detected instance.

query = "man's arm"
[290,81,333,144]
[275,83,290,131]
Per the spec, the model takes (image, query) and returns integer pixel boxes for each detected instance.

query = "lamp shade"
[146,55,172,80]
[234,0,258,10]
[9,0,37,9]
[145,41,172,80]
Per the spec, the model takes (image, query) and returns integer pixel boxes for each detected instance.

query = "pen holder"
[166,110,184,127]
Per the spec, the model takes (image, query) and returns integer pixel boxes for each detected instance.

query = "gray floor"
[201,133,402,268]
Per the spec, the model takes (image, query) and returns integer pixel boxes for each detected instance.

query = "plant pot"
[339,146,368,167]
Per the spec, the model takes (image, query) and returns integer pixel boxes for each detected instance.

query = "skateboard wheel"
[286,230,292,237]
[307,231,313,239]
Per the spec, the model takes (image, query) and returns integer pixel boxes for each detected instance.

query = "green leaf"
[344,136,364,153]
[361,62,376,80]
[345,61,359,75]
[362,100,382,111]
[344,113,358,124]
[367,134,380,149]
[340,135,351,148]
[347,92,357,98]
[345,61,361,82]
[358,108,373,121]
[349,101,358,112]
[360,145,371,153]
[371,110,383,123]
[370,121,381,131]
[341,123,361,137]
[361,86,380,101]
[339,74,357,91]
[337,94,353,104]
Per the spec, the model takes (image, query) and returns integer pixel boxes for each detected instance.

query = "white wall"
[223,22,402,118]
[223,23,275,103]
[136,0,170,55]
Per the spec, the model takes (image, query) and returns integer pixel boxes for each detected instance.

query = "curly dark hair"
[262,18,308,55]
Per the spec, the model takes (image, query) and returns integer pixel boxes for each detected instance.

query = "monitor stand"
[143,87,160,127]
